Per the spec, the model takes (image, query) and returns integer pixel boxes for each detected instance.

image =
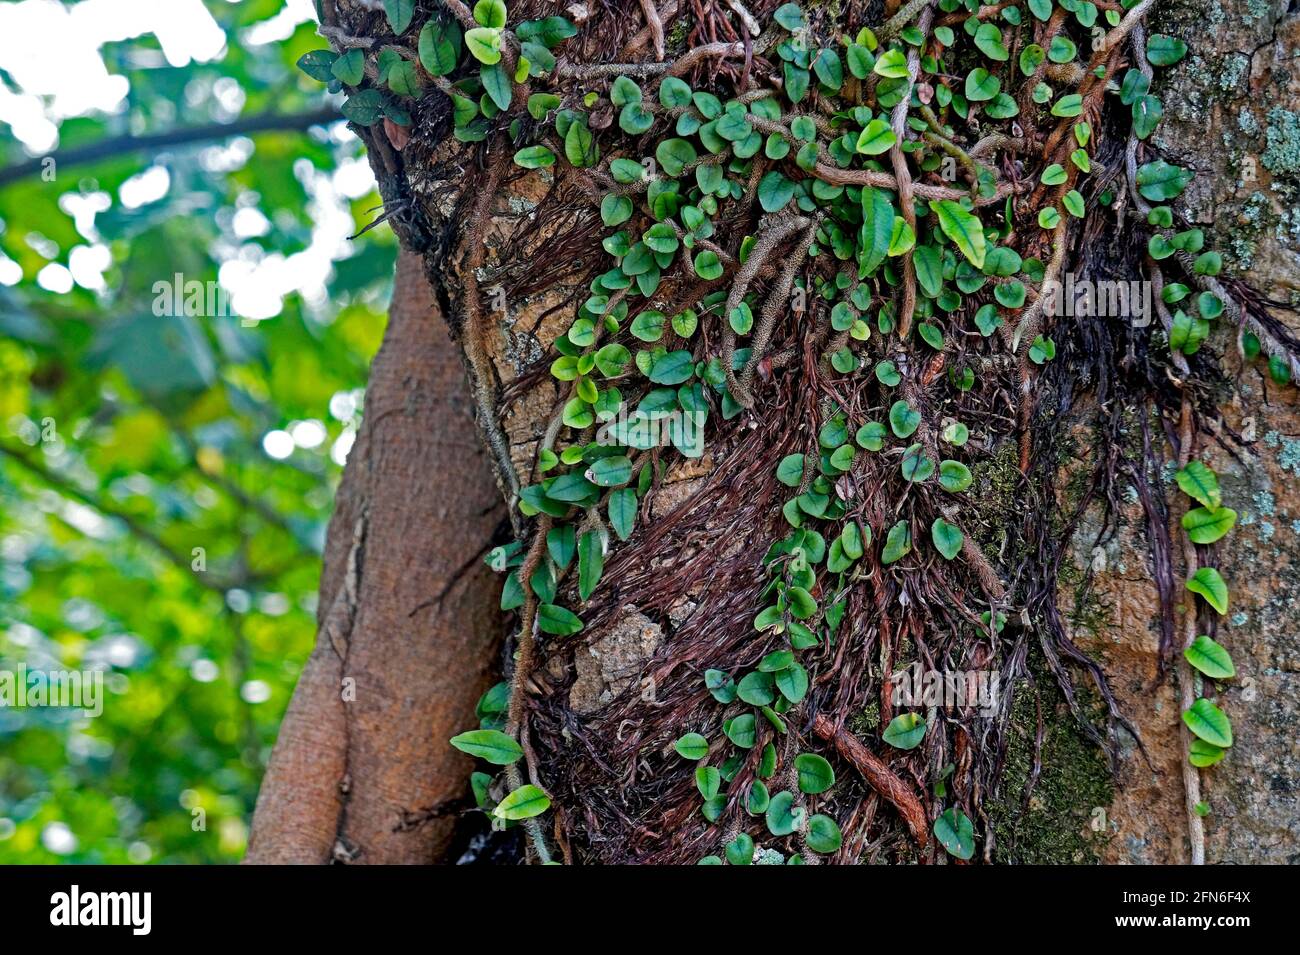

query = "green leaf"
[765,790,805,835]
[934,808,975,860]
[538,602,583,634]
[1136,160,1193,201]
[674,732,709,760]
[776,663,809,703]
[889,400,921,438]
[813,48,844,89]
[600,193,633,226]
[774,3,806,30]
[465,26,503,64]
[974,23,1009,61]
[777,453,805,487]
[857,421,887,451]
[1189,738,1227,768]
[1146,34,1187,66]
[882,712,927,749]
[577,530,604,600]
[724,713,756,748]
[449,728,523,764]
[701,794,726,822]
[386,60,422,96]
[874,48,909,79]
[297,49,339,82]
[881,520,912,564]
[939,460,972,493]
[1028,334,1056,363]
[1175,461,1221,508]
[696,765,721,798]
[931,519,963,560]
[859,186,894,277]
[494,784,551,820]
[694,250,724,280]
[965,68,1000,101]
[855,118,897,155]
[723,833,754,865]
[1182,506,1236,545]
[564,120,599,168]
[384,0,415,33]
[1019,44,1045,76]
[608,488,638,541]
[341,89,387,125]
[1133,94,1163,140]
[1051,93,1083,117]
[660,76,692,107]
[900,444,934,482]
[648,350,694,385]
[758,171,796,212]
[1186,567,1229,615]
[419,19,465,75]
[929,200,986,269]
[1184,635,1235,680]
[737,670,776,706]
[795,753,835,794]
[706,669,737,705]
[513,145,555,168]
[1047,35,1077,64]
[787,586,818,619]
[1182,698,1233,748]
[806,814,842,853]
[656,138,697,176]
[331,48,365,85]
[527,92,560,119]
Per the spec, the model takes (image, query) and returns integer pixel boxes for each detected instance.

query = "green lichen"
[849,699,880,735]
[1244,0,1271,21]
[1262,108,1300,178]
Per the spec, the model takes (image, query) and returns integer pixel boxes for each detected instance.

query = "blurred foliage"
[0,0,394,862]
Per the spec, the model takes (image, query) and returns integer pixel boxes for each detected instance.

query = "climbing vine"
[298,0,1296,864]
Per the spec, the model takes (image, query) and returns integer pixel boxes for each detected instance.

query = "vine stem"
[888,1,935,340]
[1174,403,1207,866]
[504,516,554,865]
[459,155,523,515]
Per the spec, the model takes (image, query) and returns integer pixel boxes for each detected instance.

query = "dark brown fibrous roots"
[325,0,1296,863]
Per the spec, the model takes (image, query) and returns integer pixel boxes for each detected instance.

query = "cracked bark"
[246,250,506,864]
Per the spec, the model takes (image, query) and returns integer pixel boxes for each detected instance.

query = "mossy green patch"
[986,654,1114,864]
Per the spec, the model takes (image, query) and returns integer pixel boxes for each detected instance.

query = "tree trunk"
[251,0,1300,864]
[246,250,506,864]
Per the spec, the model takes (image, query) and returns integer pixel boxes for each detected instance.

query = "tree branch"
[0,107,341,188]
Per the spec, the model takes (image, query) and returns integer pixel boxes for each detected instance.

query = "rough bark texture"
[246,251,506,864]
[1066,0,1300,864]
[264,0,1299,864]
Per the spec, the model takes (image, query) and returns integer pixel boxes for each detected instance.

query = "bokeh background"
[0,0,390,862]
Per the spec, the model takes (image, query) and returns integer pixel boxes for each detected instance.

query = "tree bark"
[252,0,1300,865]
[246,250,505,864]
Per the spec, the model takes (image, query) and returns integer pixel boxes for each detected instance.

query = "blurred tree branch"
[0,106,342,188]
[0,440,242,592]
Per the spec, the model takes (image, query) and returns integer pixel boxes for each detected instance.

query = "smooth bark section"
[246,250,504,864]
